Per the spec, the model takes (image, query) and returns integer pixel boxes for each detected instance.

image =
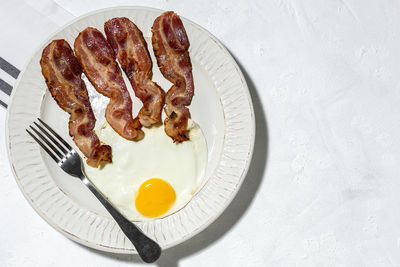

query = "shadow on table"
[76,56,268,266]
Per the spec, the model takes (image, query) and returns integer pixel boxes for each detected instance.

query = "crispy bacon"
[105,17,165,127]
[152,12,194,142]
[74,27,144,141]
[40,40,112,167]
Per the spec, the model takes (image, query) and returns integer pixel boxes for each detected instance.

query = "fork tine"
[37,118,73,150]
[29,125,64,159]
[33,122,68,154]
[26,129,59,163]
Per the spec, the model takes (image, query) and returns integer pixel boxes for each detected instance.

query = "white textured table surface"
[2,0,400,266]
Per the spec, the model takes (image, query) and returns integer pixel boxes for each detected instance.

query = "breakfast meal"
[74,27,144,141]
[152,11,195,143]
[105,17,165,127]
[40,40,112,167]
[40,11,208,220]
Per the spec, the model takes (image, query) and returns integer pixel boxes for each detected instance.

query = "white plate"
[6,7,255,253]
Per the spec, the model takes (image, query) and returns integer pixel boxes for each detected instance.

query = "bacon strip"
[105,17,165,127]
[152,12,194,142]
[40,40,112,167]
[74,27,144,141]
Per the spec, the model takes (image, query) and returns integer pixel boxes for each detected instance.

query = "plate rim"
[6,6,256,254]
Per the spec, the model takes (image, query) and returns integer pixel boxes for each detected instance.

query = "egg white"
[83,119,207,221]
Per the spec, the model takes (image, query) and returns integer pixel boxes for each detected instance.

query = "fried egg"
[83,119,207,221]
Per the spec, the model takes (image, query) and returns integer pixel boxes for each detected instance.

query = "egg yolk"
[135,178,176,218]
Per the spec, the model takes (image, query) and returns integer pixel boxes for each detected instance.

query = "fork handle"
[80,175,161,263]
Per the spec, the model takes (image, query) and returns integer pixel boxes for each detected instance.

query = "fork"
[26,118,161,263]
